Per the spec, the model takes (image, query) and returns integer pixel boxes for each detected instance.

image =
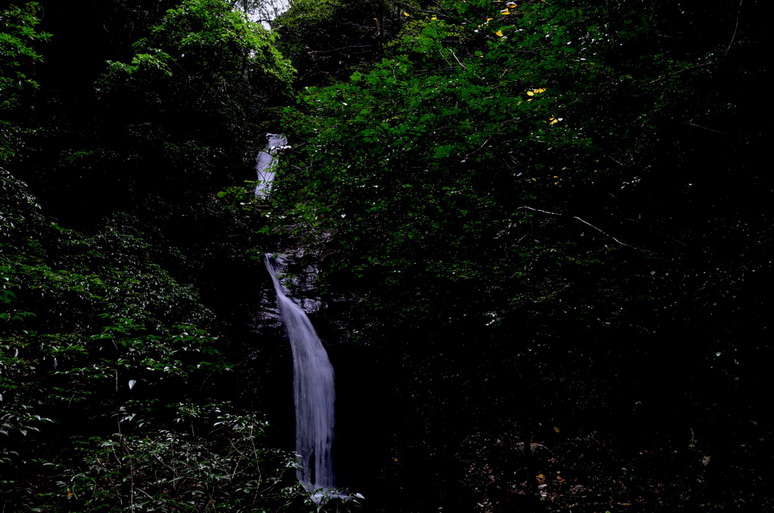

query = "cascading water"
[265,254,336,492]
[254,133,289,198]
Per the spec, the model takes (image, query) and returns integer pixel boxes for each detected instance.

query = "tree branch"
[724,0,744,57]
[519,205,654,254]
[309,44,372,55]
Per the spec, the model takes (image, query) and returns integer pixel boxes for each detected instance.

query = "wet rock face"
[239,272,297,448]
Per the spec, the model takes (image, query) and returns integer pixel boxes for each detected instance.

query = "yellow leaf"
[403,11,411,16]
[495,29,504,37]
[548,116,560,125]
[431,15,438,20]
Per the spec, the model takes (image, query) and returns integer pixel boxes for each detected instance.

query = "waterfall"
[254,133,289,198]
[264,254,336,491]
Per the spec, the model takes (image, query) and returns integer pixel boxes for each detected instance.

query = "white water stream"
[264,254,336,491]
[254,133,288,198]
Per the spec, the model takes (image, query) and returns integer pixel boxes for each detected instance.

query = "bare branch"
[725,0,744,57]
[519,205,655,254]
[449,49,467,69]
[308,44,372,55]
[681,121,726,134]
[647,62,713,85]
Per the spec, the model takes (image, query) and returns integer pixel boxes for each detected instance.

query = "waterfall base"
[310,490,365,505]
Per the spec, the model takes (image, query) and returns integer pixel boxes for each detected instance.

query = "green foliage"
[0,1,50,162]
[99,0,294,126]
[23,0,292,225]
[0,168,312,511]
[270,0,772,510]
[273,0,761,330]
[64,409,305,512]
[0,2,50,111]
[274,2,660,313]
[273,0,402,85]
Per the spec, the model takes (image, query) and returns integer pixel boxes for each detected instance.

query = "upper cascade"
[255,133,289,198]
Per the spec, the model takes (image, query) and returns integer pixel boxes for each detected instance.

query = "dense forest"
[1,0,771,511]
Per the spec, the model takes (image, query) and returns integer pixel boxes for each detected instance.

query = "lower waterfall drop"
[264,254,336,492]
